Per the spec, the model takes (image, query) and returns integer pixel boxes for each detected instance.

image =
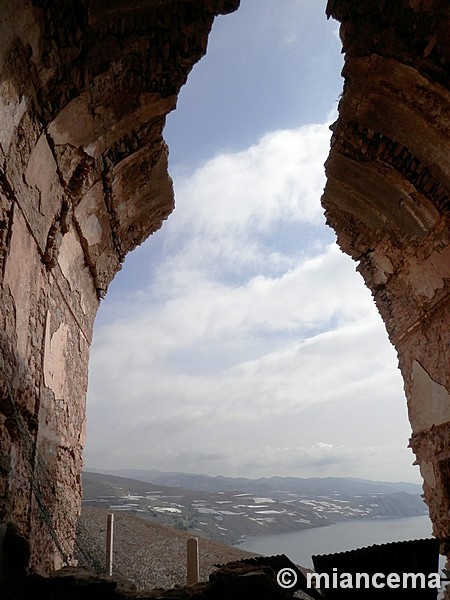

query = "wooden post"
[106,513,114,577]
[186,536,199,585]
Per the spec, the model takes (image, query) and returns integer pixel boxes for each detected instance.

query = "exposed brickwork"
[324,0,450,551]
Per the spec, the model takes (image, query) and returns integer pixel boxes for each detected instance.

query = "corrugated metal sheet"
[312,537,440,598]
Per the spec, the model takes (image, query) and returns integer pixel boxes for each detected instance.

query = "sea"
[237,515,447,596]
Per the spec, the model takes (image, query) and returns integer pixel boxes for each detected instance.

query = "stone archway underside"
[0,0,449,574]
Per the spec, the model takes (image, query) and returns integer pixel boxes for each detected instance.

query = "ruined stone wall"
[323,0,450,550]
[1,0,450,580]
[0,0,239,574]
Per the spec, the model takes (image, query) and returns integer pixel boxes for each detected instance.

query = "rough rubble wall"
[324,1,450,550]
[0,0,239,574]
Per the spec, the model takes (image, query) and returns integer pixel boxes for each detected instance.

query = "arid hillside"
[76,507,260,591]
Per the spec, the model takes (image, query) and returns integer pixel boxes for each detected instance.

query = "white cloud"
[171,124,329,233]
[85,117,418,483]
[160,124,333,283]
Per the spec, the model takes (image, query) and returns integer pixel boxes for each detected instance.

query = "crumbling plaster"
[0,0,239,573]
[0,0,449,577]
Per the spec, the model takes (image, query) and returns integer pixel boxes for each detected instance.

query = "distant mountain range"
[82,469,426,546]
[86,467,423,496]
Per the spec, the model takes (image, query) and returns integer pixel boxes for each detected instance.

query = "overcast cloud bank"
[85,117,418,483]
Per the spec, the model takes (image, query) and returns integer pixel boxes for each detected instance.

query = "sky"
[84,0,422,484]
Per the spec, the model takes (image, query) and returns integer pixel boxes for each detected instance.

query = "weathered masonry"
[323,0,450,553]
[0,0,239,574]
[0,0,449,579]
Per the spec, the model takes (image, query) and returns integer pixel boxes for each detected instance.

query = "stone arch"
[0,0,448,576]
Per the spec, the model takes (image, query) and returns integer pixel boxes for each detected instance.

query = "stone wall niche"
[0,0,239,576]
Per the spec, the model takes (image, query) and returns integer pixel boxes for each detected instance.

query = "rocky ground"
[75,506,261,591]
